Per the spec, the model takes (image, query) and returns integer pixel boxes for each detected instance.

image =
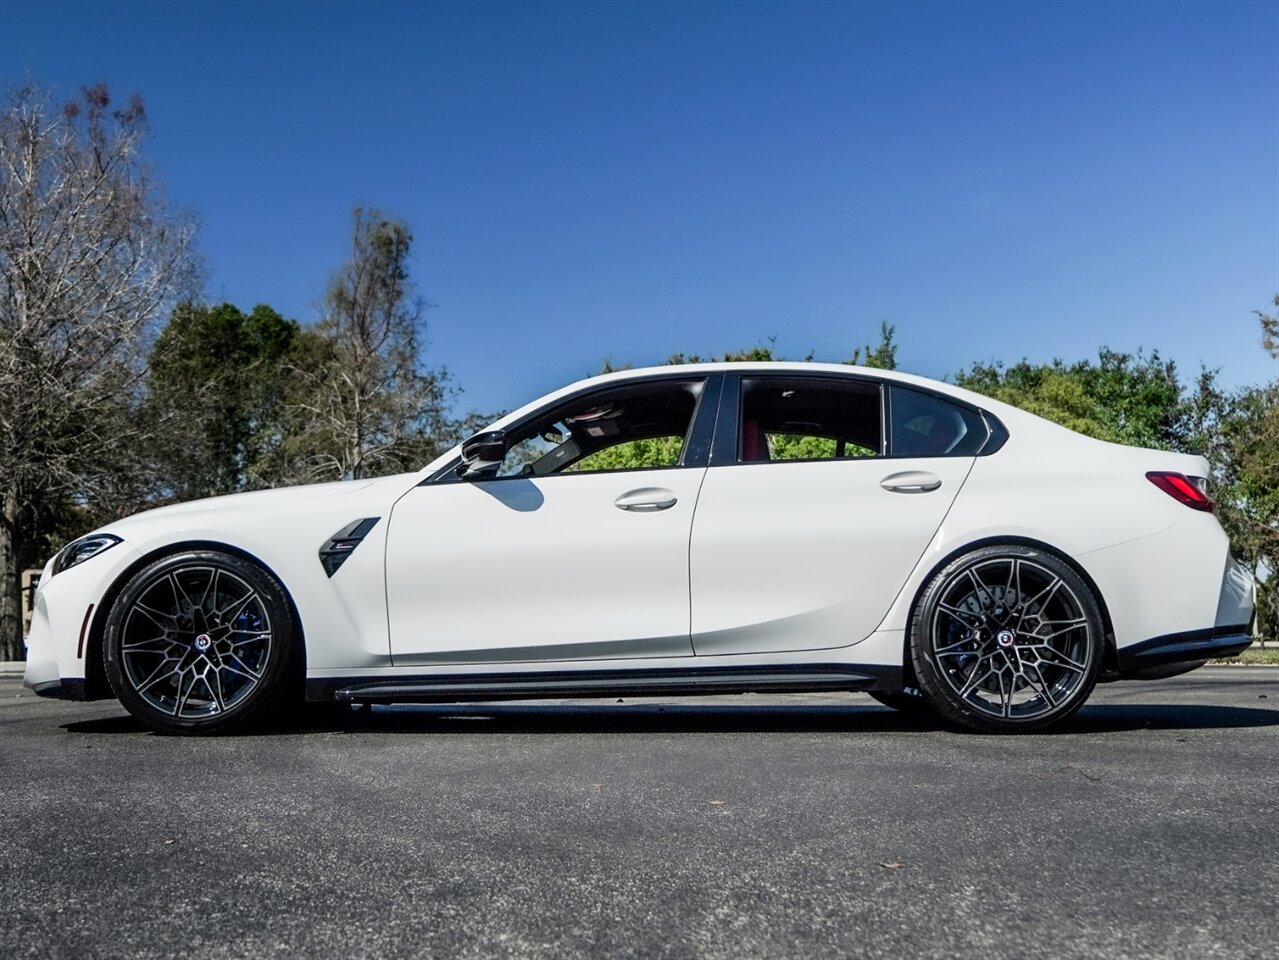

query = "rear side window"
[888,385,988,457]
[738,377,883,462]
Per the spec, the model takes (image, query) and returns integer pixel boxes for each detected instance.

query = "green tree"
[849,320,898,369]
[145,302,300,500]
[653,322,899,371]
[661,341,785,365]
[570,436,685,472]
[955,349,1191,449]
[1221,299,1279,642]
[1257,294,1279,357]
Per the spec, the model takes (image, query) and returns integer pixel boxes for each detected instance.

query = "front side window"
[494,379,703,478]
[888,385,988,457]
[738,377,883,462]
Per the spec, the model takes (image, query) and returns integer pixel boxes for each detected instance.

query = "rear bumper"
[1117,625,1253,679]
[1215,553,1256,629]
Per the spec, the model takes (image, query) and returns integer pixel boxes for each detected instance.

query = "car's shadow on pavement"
[1068,702,1279,732]
[62,700,1279,737]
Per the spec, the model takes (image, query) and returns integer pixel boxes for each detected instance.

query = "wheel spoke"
[133,601,178,630]
[1022,663,1058,708]
[136,659,181,694]
[207,672,226,713]
[216,590,260,627]
[1018,576,1063,621]
[1031,613,1087,634]
[997,671,1012,717]
[1035,619,1088,641]
[936,644,978,659]
[1037,645,1087,674]
[958,664,996,699]
[169,573,195,614]
[966,569,994,610]
[172,671,196,716]
[199,569,219,613]
[122,635,177,654]
[1002,560,1018,607]
[939,602,982,628]
[223,655,262,683]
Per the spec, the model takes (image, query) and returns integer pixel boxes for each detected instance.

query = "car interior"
[496,380,703,477]
[888,385,987,457]
[482,375,990,480]
[739,377,883,461]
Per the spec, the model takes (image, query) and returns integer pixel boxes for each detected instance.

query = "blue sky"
[2,0,1276,417]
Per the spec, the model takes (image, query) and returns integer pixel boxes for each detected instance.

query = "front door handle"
[880,471,943,493]
[614,488,678,511]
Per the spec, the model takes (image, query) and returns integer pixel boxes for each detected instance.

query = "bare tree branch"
[0,83,197,657]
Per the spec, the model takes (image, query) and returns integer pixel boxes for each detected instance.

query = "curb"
[0,661,26,679]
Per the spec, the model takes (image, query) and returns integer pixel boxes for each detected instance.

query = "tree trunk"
[0,492,23,662]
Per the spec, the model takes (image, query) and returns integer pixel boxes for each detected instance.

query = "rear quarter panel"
[869,406,1225,649]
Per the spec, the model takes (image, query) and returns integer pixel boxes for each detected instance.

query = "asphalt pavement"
[2,667,1277,960]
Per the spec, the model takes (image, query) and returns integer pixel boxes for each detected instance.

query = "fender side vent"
[319,517,381,578]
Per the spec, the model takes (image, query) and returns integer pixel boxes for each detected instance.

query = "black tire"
[909,545,1103,734]
[103,550,298,735]
[868,688,936,716]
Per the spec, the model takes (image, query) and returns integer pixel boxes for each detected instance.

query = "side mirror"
[458,430,507,480]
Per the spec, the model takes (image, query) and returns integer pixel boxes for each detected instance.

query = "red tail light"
[1146,472,1214,512]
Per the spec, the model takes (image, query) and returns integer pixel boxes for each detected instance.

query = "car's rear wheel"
[910,545,1103,733]
[103,550,297,735]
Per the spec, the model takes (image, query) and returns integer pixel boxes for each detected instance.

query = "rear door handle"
[614,488,678,511]
[880,471,942,493]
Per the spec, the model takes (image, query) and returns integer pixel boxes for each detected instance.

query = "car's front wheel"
[103,550,297,735]
[910,545,1104,733]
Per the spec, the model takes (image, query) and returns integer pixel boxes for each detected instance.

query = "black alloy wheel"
[910,545,1104,733]
[104,550,297,735]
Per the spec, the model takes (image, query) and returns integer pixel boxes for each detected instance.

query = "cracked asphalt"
[2,667,1277,959]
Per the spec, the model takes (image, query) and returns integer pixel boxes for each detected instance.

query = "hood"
[107,474,416,532]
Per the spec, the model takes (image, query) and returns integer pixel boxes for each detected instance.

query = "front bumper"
[22,540,143,699]
[26,675,88,700]
[22,630,63,692]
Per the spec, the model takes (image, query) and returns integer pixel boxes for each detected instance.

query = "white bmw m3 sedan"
[24,363,1256,734]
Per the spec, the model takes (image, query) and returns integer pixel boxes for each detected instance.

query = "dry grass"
[1209,646,1279,665]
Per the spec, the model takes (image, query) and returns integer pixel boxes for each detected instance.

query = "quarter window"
[888,385,988,457]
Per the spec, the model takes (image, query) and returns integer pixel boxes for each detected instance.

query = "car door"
[385,376,718,666]
[689,375,985,656]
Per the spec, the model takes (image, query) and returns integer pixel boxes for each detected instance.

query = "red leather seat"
[741,420,770,461]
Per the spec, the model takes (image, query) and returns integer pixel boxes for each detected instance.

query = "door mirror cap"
[458,430,507,480]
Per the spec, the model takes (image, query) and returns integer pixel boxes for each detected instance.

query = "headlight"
[53,534,122,576]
